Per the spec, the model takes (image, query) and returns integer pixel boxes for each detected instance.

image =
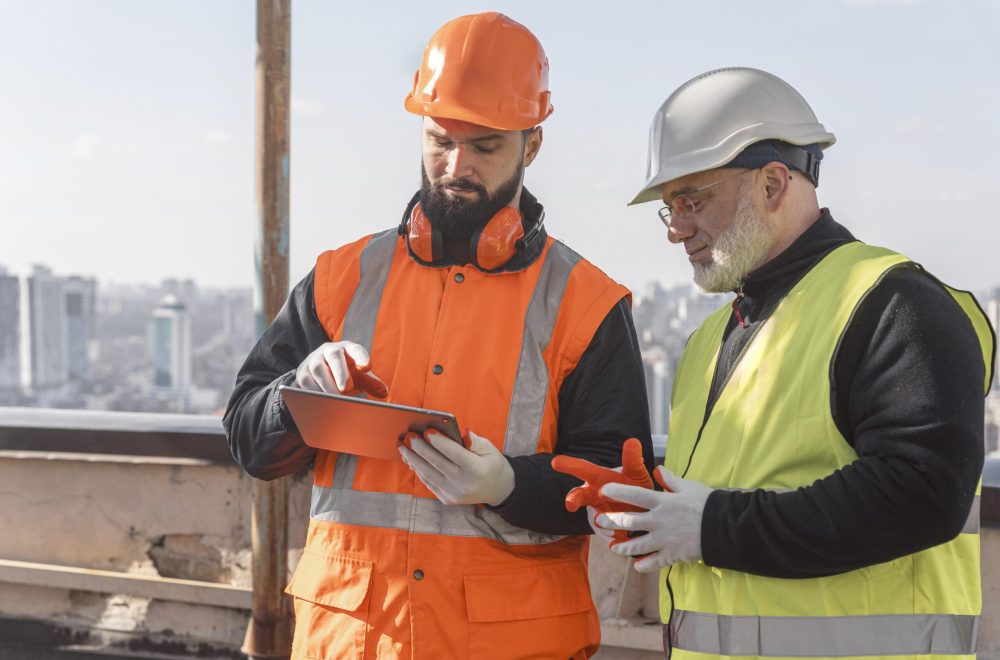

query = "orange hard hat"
[404,12,553,131]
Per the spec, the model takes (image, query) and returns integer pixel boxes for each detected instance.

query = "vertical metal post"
[245,0,292,657]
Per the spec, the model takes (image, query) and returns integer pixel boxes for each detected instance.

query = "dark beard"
[418,164,523,237]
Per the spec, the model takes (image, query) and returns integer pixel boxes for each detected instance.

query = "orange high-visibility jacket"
[285,229,630,659]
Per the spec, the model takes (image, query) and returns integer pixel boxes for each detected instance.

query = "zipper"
[731,285,747,329]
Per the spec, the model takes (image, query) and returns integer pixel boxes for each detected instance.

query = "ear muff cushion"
[476,206,524,271]
[408,204,436,263]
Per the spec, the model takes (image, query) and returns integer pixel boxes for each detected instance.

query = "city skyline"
[2,257,998,459]
[0,260,255,413]
[2,1,999,295]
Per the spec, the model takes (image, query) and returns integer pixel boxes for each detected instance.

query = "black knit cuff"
[484,456,542,522]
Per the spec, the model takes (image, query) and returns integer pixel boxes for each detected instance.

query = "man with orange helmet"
[224,12,653,659]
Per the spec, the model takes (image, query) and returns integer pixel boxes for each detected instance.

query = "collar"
[739,209,857,299]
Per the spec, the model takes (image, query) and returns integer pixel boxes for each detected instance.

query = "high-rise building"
[985,288,1000,391]
[0,267,20,390]
[986,391,1000,456]
[64,276,98,381]
[221,289,254,344]
[152,294,192,390]
[642,346,672,436]
[21,265,68,390]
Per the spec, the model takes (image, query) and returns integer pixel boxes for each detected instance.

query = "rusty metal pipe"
[244,0,293,657]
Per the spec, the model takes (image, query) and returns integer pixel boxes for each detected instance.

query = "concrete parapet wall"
[0,451,310,655]
[2,437,1000,657]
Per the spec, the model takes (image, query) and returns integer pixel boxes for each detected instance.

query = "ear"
[760,161,791,212]
[523,127,543,168]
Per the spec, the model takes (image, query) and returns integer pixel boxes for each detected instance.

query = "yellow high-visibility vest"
[663,242,995,660]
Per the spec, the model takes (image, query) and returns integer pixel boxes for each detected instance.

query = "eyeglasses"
[657,168,756,227]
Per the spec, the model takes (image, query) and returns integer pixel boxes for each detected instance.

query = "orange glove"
[551,438,654,545]
[344,352,389,399]
[552,438,653,513]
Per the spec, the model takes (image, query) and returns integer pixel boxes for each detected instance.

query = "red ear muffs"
[474,206,525,271]
[406,202,526,271]
[407,204,440,263]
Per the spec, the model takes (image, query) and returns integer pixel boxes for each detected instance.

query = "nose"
[446,144,473,179]
[667,214,694,244]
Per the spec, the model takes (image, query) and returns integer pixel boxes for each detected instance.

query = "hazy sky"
[1,0,999,296]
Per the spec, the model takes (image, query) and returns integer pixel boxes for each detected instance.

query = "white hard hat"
[628,67,836,206]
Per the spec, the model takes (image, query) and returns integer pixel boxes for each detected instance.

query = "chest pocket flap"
[285,550,373,612]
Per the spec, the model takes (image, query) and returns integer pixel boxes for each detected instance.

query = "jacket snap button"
[454,273,465,283]
[413,569,424,580]
[432,364,443,375]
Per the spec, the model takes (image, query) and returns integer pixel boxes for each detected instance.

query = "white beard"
[692,195,773,294]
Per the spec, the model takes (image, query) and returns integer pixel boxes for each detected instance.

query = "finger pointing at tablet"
[294,341,388,398]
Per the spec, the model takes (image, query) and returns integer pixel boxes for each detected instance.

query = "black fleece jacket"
[223,191,654,536]
[699,210,988,578]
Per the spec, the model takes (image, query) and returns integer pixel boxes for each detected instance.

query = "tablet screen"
[279,385,462,462]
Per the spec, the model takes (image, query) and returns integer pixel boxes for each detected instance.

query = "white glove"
[597,467,713,572]
[294,341,387,398]
[584,463,620,542]
[587,505,615,542]
[399,429,515,506]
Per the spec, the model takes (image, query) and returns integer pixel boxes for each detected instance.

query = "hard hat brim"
[627,131,836,206]
[405,96,552,132]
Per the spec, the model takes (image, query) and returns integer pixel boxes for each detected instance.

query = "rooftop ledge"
[1,405,998,524]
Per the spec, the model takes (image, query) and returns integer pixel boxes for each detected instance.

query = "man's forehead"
[661,169,724,200]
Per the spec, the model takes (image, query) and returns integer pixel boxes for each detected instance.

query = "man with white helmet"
[594,68,995,658]
[224,12,652,659]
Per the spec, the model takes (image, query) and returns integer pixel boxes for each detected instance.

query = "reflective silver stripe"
[325,229,398,490]
[311,486,564,545]
[342,228,398,352]
[963,495,980,534]
[670,610,978,656]
[502,241,582,456]
[330,453,357,491]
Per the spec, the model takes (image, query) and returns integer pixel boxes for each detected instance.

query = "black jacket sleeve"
[488,297,656,535]
[701,267,986,578]
[223,269,329,480]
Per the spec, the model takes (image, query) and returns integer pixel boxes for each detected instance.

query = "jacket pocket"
[465,561,599,659]
[286,551,373,659]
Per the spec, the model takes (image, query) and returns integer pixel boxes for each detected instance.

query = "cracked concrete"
[147,534,226,583]
[0,452,311,650]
